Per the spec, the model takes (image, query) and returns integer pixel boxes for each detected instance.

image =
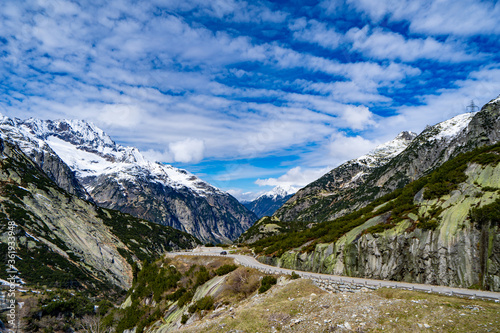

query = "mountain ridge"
[0,115,257,244]
[0,137,199,290]
[273,110,482,223]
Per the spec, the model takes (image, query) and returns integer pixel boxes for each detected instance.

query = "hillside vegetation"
[248,143,500,291]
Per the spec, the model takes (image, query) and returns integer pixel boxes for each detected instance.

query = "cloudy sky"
[1,0,500,200]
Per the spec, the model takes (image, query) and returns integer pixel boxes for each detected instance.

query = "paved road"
[169,250,500,302]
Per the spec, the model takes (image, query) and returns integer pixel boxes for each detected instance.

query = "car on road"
[220,251,227,255]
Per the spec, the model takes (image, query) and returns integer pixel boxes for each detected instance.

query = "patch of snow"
[1,117,224,197]
[488,95,500,104]
[257,185,298,200]
[431,112,475,141]
[356,131,417,168]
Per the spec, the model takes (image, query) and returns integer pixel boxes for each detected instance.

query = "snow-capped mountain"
[244,185,298,218]
[273,130,417,222]
[0,135,199,290]
[0,115,257,243]
[274,102,500,223]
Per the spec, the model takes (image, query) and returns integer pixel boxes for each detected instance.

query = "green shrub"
[290,271,300,279]
[470,198,500,227]
[194,267,211,287]
[188,296,214,313]
[418,219,439,230]
[259,275,277,293]
[215,264,238,276]
[365,223,395,234]
[177,290,194,307]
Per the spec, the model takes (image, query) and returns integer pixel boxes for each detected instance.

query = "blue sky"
[1,0,500,201]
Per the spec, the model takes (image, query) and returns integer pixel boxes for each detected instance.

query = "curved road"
[169,249,500,302]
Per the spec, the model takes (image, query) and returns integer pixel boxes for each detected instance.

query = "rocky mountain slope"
[252,141,500,291]
[274,131,418,222]
[0,116,257,244]
[243,185,297,218]
[274,98,500,224]
[0,137,199,290]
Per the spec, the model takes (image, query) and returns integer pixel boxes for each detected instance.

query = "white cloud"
[168,138,205,163]
[290,18,342,50]
[347,26,479,62]
[226,189,266,202]
[347,0,500,36]
[142,149,173,163]
[327,132,378,163]
[340,105,376,130]
[256,166,330,188]
[98,104,143,128]
[1,0,499,199]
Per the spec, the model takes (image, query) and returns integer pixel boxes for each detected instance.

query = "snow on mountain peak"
[23,118,116,152]
[356,131,417,168]
[259,185,298,200]
[425,112,475,142]
[1,115,223,197]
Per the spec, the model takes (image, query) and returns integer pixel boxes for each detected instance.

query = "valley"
[1,97,500,332]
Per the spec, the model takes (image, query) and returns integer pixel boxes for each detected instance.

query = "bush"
[177,290,194,308]
[418,218,439,230]
[225,268,260,297]
[181,314,189,324]
[259,275,277,294]
[470,198,500,227]
[188,296,214,313]
[194,267,211,287]
[215,264,238,276]
[290,271,300,280]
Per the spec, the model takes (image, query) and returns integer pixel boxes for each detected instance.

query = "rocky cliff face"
[257,142,500,291]
[0,116,257,244]
[275,98,500,224]
[0,138,199,290]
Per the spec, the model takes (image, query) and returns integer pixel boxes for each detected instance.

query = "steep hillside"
[274,131,417,222]
[0,116,257,244]
[275,98,500,224]
[251,143,500,291]
[244,185,297,218]
[0,138,199,291]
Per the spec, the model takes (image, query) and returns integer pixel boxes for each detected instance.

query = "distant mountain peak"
[258,185,299,200]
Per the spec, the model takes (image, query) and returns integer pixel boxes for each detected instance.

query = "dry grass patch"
[166,255,236,274]
[372,288,500,332]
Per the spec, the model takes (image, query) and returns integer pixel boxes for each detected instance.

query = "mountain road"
[168,249,500,302]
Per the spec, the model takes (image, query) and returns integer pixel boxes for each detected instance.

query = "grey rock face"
[270,226,499,291]
[87,175,255,244]
[274,131,418,222]
[0,117,91,201]
[244,193,294,218]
